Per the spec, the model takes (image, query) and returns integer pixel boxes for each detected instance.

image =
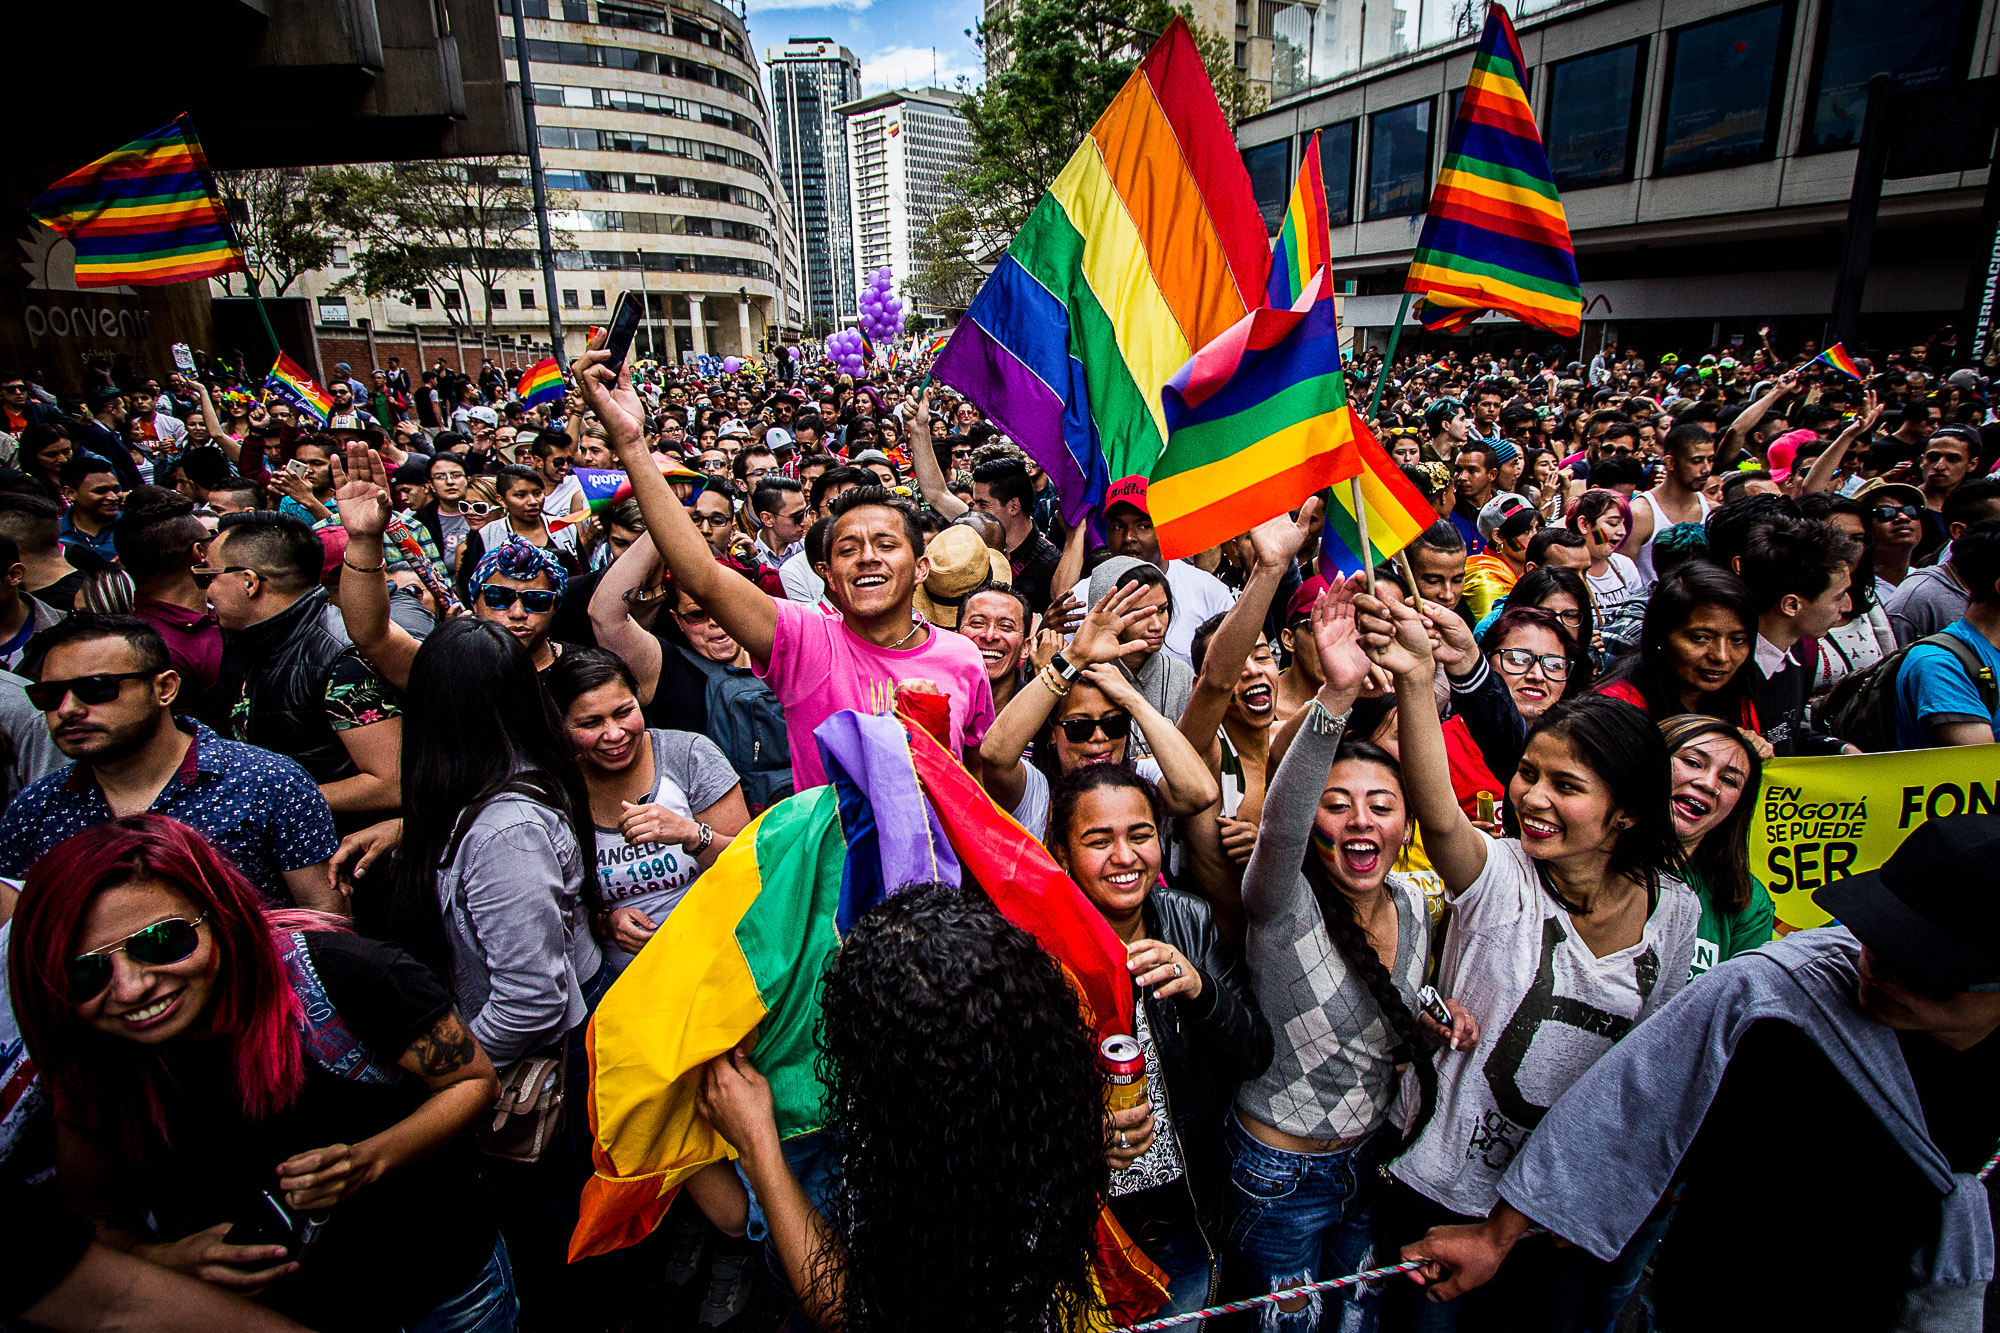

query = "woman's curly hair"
[815,883,1107,1333]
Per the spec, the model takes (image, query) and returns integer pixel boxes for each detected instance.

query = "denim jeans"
[1225,1111,1380,1333]
[406,1236,518,1333]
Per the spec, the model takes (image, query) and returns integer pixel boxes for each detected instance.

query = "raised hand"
[1066,581,1157,667]
[1247,496,1324,571]
[1354,583,1434,681]
[334,441,392,539]
[574,348,646,446]
[1309,574,1374,696]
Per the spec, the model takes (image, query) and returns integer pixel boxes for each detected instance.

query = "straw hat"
[913,525,1010,629]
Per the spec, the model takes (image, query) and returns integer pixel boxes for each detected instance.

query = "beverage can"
[1100,1034,1148,1115]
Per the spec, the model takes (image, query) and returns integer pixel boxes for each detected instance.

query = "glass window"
[1545,39,1648,188]
[488,288,507,309]
[591,289,608,308]
[443,290,462,310]
[1657,2,1793,177]
[1242,139,1293,235]
[1361,0,1414,66]
[411,290,431,310]
[1366,99,1433,220]
[562,289,581,309]
[1321,119,1357,227]
[1803,0,1970,153]
[521,288,537,308]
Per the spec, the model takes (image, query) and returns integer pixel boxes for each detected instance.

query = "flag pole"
[1366,291,1415,423]
[241,271,283,363]
[1349,475,1375,595]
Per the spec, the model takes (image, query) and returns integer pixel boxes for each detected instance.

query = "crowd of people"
[0,325,1996,1333]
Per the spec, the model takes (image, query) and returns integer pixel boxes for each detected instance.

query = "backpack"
[678,646,795,813]
[1815,632,1998,753]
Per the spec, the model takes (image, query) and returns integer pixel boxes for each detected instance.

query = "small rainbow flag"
[1152,267,1363,559]
[263,352,332,426]
[518,357,565,410]
[922,331,950,358]
[1406,4,1580,338]
[27,113,246,288]
[549,461,705,533]
[1267,130,1333,309]
[1321,420,1440,577]
[1813,343,1864,379]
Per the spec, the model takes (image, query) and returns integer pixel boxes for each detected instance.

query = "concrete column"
[736,298,752,358]
[687,294,708,357]
[362,318,379,374]
[411,323,424,374]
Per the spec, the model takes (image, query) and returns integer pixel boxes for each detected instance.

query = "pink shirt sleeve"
[754,595,830,701]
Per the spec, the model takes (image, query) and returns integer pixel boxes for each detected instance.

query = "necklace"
[885,616,925,650]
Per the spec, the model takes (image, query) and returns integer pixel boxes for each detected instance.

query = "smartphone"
[284,458,310,479]
[225,1189,298,1254]
[601,291,644,375]
[1415,985,1453,1028]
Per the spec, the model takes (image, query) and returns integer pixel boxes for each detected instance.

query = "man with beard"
[0,615,337,907]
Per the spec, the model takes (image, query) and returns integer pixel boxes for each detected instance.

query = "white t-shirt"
[594,730,739,972]
[542,474,584,521]
[1584,553,1645,622]
[1011,756,1162,843]
[1390,839,1698,1217]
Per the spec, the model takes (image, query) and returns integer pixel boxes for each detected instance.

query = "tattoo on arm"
[409,1009,478,1078]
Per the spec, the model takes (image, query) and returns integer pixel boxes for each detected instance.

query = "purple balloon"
[722,355,742,374]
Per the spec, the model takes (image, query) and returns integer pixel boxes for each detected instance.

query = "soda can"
[1100,1034,1148,1115]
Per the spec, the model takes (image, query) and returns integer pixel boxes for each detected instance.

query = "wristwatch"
[1048,651,1083,683]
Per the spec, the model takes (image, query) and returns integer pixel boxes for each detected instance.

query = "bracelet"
[343,557,387,574]
[1038,663,1071,697]
[1306,697,1352,736]
[694,823,713,854]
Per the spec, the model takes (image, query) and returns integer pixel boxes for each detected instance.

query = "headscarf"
[472,536,569,601]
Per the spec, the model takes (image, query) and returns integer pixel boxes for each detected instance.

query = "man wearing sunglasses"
[0,615,338,909]
[1403,814,2000,1333]
[203,513,403,830]
[1885,479,2000,646]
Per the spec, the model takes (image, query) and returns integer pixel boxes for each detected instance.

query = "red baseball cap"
[1104,474,1150,516]
[1286,575,1328,624]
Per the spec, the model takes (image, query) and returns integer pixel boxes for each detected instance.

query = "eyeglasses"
[478,585,559,613]
[673,604,714,627]
[27,670,159,712]
[1493,647,1572,680]
[66,913,206,1001]
[1871,504,1921,523]
[1057,713,1133,744]
[1545,608,1583,629]
[692,512,733,529]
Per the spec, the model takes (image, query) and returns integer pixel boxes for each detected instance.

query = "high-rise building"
[292,0,796,365]
[767,38,863,335]
[836,87,970,325]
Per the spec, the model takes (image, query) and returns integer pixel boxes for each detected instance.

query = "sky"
[740,0,986,95]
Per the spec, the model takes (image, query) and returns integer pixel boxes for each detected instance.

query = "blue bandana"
[472,536,569,600]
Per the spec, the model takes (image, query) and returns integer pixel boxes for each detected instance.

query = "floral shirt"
[229,649,403,739]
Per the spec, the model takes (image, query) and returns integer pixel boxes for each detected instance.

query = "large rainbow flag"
[932,18,1269,525]
[27,114,246,289]
[1321,420,1440,577]
[1152,268,1362,559]
[1405,4,1579,338]
[1267,131,1333,309]
[573,708,1165,1320]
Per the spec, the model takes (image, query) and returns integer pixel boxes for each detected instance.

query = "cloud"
[745,0,872,13]
[859,42,982,91]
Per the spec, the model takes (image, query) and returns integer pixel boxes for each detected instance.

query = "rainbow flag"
[548,460,704,533]
[518,357,565,410]
[1406,4,1580,338]
[1321,419,1439,577]
[932,18,1269,526]
[1152,267,1362,559]
[263,352,332,426]
[922,331,950,358]
[28,114,246,289]
[1813,342,1864,379]
[572,708,1164,1317]
[1267,131,1333,309]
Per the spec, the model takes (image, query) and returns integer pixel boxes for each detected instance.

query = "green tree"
[310,158,573,329]
[214,168,338,298]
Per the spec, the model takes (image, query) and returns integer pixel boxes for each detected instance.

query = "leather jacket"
[230,586,359,785]
[1130,885,1274,1257]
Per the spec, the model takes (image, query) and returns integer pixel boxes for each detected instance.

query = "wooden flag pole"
[1365,291,1416,424]
[1350,474,1375,595]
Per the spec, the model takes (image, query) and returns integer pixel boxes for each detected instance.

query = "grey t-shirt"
[1886,562,1969,647]
[595,730,739,972]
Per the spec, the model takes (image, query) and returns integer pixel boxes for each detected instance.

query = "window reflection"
[1243,140,1295,234]
[1367,99,1434,219]
[1545,39,1647,188]
[1321,120,1357,226]
[1657,2,1791,177]
[1804,0,1968,153]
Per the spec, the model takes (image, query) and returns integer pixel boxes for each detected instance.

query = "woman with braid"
[1228,579,1478,1332]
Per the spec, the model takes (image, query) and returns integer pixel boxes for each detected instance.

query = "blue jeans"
[1146,1224,1213,1318]
[406,1237,518,1333]
[1225,1111,1380,1333]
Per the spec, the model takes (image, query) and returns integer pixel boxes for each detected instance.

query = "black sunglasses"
[27,670,157,712]
[1057,713,1133,744]
[1871,504,1921,522]
[478,585,559,613]
[67,913,206,1001]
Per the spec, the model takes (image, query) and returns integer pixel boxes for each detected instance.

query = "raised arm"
[1796,390,1881,497]
[1179,503,1319,752]
[192,381,237,464]
[574,347,778,664]
[1719,370,1800,468]
[1082,663,1217,817]
[589,533,665,703]
[332,443,423,692]
[906,390,967,518]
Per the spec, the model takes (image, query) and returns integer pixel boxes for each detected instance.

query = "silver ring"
[1119,1131,1128,1148]
[1172,963,1184,978]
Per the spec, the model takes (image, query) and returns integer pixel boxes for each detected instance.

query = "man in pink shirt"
[575,348,994,790]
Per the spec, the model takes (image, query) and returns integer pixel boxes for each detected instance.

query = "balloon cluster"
[826,327,870,377]
[858,267,905,343]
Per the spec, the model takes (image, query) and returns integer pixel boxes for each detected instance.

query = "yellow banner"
[1751,743,2000,932]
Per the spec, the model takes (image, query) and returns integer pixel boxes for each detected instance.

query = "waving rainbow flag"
[932,18,1269,525]
[518,357,565,410]
[28,114,246,288]
[1321,420,1440,577]
[263,352,332,426]
[1406,4,1580,338]
[1267,131,1333,309]
[1813,342,1864,379]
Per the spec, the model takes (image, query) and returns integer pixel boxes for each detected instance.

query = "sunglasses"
[1493,647,1572,680]
[67,913,206,1001]
[1057,713,1133,744]
[27,670,157,712]
[1871,504,1921,522]
[478,585,559,613]
[461,501,499,516]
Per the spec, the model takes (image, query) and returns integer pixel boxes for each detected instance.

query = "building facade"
[836,87,972,325]
[768,38,863,335]
[292,0,797,367]
[1236,0,2000,358]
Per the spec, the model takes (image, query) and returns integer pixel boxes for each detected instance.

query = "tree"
[213,168,338,298]
[310,158,574,329]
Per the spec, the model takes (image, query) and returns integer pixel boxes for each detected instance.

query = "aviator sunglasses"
[67,913,207,1001]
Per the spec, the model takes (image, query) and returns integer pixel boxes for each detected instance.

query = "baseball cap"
[765,427,795,451]
[1764,427,1818,483]
[1816,815,2000,997]
[1286,575,1328,624]
[1476,492,1535,543]
[1104,474,1150,516]
[852,448,893,469]
[467,406,500,427]
[1949,368,1983,392]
